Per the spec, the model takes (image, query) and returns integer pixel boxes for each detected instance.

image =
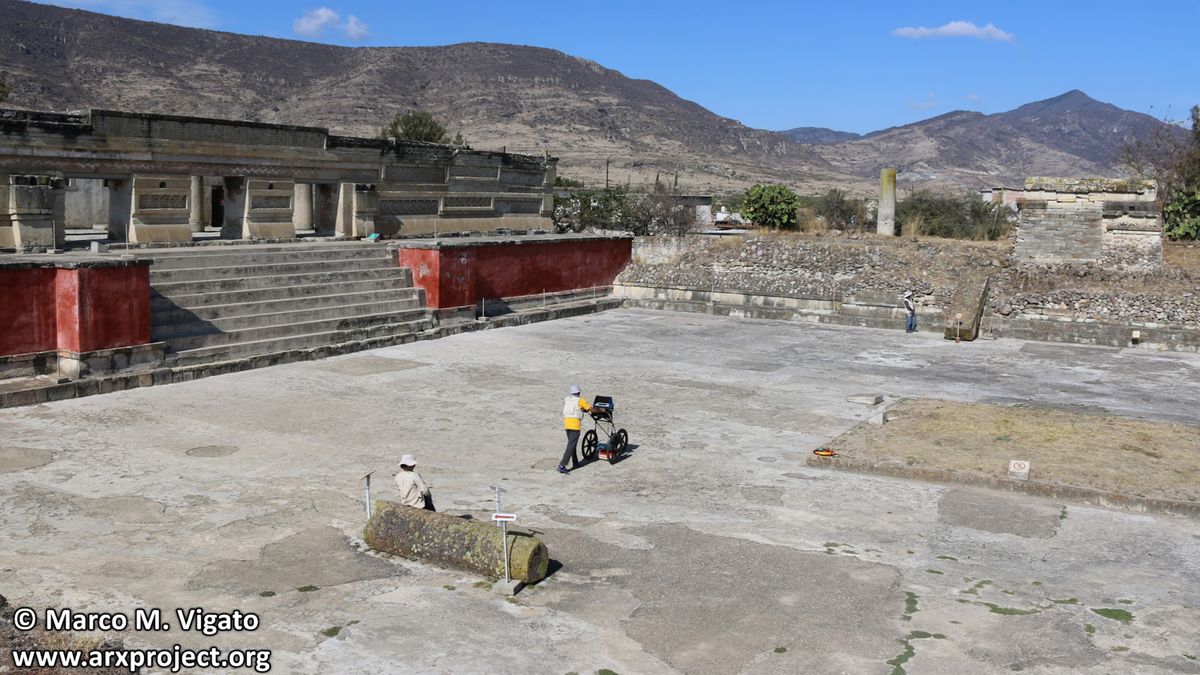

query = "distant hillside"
[0,0,1178,193]
[815,90,1174,188]
[780,127,861,145]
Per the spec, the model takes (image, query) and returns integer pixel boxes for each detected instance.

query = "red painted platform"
[394,233,632,311]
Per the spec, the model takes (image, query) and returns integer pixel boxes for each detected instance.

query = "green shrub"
[742,184,801,230]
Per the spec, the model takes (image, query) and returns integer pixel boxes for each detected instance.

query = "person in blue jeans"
[903,290,918,333]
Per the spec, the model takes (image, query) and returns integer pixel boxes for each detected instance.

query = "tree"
[1121,105,1200,239]
[1160,106,1200,239]
[380,110,450,144]
[741,184,800,230]
[0,72,10,104]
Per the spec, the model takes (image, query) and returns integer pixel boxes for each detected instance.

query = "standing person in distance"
[903,290,918,333]
[558,385,592,474]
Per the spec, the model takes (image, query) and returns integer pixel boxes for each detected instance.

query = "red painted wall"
[56,266,151,353]
[0,268,57,355]
[397,238,632,309]
[1,263,151,358]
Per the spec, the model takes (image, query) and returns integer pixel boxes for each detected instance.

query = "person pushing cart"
[557,385,629,474]
[558,385,591,474]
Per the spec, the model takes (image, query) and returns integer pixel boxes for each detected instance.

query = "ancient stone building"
[1010,177,1162,269]
[0,108,556,250]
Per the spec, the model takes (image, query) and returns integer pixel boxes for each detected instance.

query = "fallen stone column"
[364,500,549,583]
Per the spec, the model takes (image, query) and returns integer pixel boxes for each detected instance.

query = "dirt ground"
[829,398,1200,502]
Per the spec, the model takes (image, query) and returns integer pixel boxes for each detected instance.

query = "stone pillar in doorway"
[877,167,896,236]
[313,184,337,235]
[106,178,133,242]
[189,176,206,233]
[221,177,246,239]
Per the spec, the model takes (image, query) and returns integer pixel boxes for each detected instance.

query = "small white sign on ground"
[1008,460,1031,481]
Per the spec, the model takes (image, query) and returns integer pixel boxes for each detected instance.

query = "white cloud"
[41,0,219,28]
[294,7,340,37]
[293,7,369,41]
[343,15,369,40]
[893,20,1015,42]
[966,93,983,102]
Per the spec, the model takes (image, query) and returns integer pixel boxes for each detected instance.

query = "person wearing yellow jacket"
[558,385,591,474]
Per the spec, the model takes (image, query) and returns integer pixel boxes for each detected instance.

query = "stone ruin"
[1011,177,1162,270]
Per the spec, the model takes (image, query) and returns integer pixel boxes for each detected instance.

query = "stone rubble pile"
[620,235,1005,305]
[991,263,1200,327]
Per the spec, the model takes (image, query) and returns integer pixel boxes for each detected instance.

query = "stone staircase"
[147,243,433,366]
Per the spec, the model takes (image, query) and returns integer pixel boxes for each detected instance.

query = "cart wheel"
[610,429,628,462]
[581,430,598,460]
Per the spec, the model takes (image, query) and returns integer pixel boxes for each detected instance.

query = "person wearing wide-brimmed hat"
[395,453,434,510]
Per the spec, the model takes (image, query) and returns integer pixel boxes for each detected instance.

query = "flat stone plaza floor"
[2,308,1199,674]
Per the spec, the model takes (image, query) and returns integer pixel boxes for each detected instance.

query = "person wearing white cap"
[558,385,592,474]
[395,453,433,510]
[903,290,918,333]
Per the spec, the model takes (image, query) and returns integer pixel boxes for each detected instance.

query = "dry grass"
[830,399,1200,502]
[1164,241,1200,276]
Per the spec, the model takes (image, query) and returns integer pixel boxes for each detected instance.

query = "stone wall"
[1013,177,1162,270]
[623,234,1005,308]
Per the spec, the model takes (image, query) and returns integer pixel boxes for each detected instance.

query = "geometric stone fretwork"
[449,165,498,180]
[442,196,492,209]
[138,194,188,210]
[384,165,447,184]
[499,170,544,187]
[379,199,440,216]
[495,198,543,215]
[253,196,291,209]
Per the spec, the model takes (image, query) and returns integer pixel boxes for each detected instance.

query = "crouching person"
[396,453,434,511]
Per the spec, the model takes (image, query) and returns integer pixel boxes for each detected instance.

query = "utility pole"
[605,157,611,191]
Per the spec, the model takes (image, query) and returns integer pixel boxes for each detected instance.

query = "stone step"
[162,308,431,352]
[151,288,424,323]
[151,267,413,297]
[166,317,434,367]
[147,245,389,270]
[150,257,394,283]
[138,241,379,258]
[150,277,421,310]
[152,298,426,340]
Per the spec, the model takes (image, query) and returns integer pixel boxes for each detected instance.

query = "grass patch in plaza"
[826,399,1200,502]
[1091,607,1134,624]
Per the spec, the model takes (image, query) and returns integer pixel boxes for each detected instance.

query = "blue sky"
[38,0,1200,134]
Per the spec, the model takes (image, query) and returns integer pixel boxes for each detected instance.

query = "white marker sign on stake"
[1008,460,1030,481]
[491,513,517,523]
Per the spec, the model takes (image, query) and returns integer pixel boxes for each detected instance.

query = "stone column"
[334,182,355,237]
[877,167,896,236]
[51,182,67,249]
[106,178,133,242]
[293,183,314,230]
[189,176,205,233]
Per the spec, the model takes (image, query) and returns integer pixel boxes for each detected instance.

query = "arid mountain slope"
[0,0,1175,193]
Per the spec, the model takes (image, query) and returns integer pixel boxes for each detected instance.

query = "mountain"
[0,0,832,193]
[779,127,861,145]
[0,0,1178,193]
